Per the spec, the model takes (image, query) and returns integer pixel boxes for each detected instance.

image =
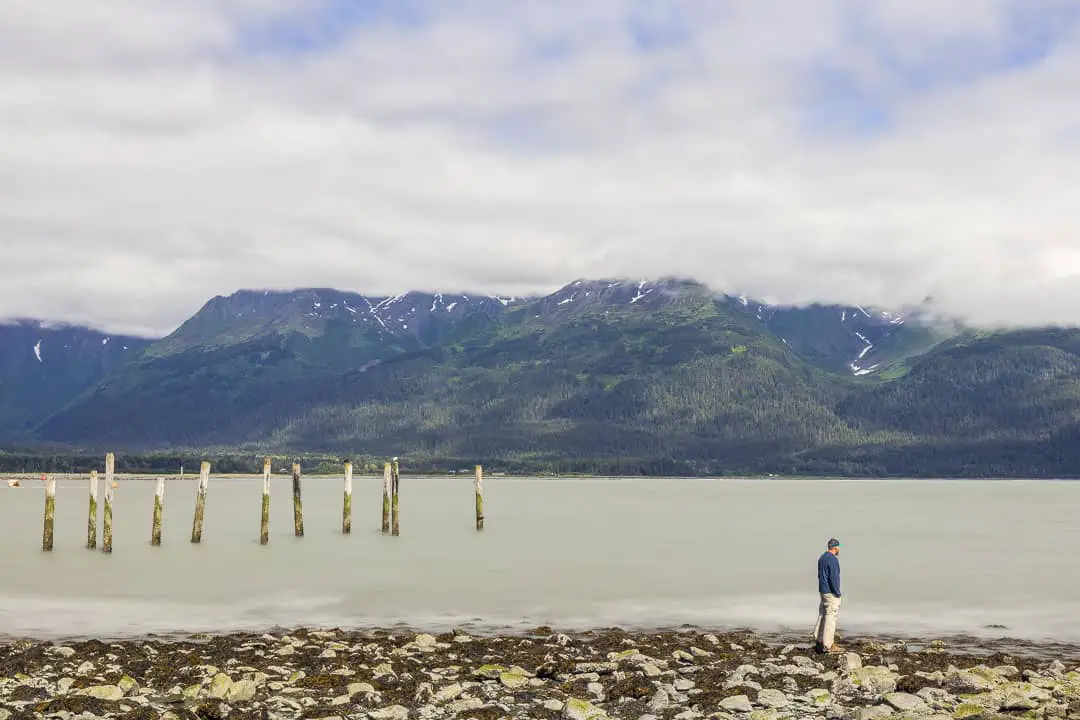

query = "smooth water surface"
[1,476,1078,640]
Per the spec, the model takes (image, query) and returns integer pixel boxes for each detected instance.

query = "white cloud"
[1,0,1079,335]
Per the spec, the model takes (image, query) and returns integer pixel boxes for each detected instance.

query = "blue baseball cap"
[827,538,840,548]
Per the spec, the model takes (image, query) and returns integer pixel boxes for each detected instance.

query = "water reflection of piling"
[87,470,98,550]
[292,462,304,537]
[260,457,271,545]
[151,477,164,546]
[42,475,56,551]
[475,464,484,531]
[381,462,391,533]
[103,453,115,553]
[391,458,400,536]
[342,461,353,535]
[191,461,210,543]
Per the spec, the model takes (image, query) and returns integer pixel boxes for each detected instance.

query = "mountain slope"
[0,321,152,435]
[17,278,1080,476]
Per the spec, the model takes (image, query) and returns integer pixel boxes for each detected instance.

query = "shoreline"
[2,626,1079,719]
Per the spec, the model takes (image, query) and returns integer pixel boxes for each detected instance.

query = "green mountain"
[0,321,151,437]
[7,278,1080,476]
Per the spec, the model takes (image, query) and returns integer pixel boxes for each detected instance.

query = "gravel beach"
[2,627,1080,720]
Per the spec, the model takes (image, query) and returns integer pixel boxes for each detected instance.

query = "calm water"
[1,476,1078,641]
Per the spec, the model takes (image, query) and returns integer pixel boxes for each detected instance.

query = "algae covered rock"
[563,697,608,719]
[837,666,900,697]
[80,684,123,701]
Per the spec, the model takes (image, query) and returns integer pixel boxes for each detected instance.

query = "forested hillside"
[10,279,1080,477]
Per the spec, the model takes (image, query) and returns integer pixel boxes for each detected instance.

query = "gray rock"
[915,687,955,709]
[52,647,77,658]
[448,698,484,713]
[854,706,893,720]
[719,695,753,713]
[838,653,863,672]
[642,663,663,678]
[434,682,464,702]
[839,666,899,696]
[883,692,926,712]
[731,665,760,683]
[577,662,618,674]
[413,633,437,649]
[756,689,790,709]
[945,668,996,694]
[544,699,565,711]
[646,689,669,712]
[674,678,695,691]
[368,706,409,720]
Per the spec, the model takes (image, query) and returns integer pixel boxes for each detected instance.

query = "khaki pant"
[813,593,842,648]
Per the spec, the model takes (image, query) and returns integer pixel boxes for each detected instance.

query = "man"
[813,538,843,654]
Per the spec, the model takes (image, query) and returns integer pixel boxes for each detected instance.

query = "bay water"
[1,476,1078,641]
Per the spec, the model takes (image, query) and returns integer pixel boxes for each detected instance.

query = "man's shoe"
[813,642,826,654]
[826,643,845,654]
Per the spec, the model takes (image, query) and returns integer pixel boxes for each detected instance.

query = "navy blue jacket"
[818,551,841,596]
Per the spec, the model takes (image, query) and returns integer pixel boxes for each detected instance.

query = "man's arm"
[828,556,841,597]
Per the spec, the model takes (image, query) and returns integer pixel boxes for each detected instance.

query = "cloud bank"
[2,0,1079,335]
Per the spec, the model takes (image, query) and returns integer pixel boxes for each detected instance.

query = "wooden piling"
[391,458,400,536]
[342,461,353,535]
[42,475,56,551]
[292,462,304,537]
[381,462,391,533]
[190,461,209,543]
[260,456,271,545]
[103,453,115,553]
[87,470,98,549]
[151,477,164,546]
[475,464,484,531]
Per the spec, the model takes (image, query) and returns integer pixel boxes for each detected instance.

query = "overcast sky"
[2,1,1080,336]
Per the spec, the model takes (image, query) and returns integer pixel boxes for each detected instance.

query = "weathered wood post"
[391,458,400,536]
[42,474,56,551]
[103,453,115,553]
[190,461,209,543]
[151,477,164,546]
[381,462,391,534]
[87,470,98,549]
[475,464,484,531]
[342,461,353,535]
[260,456,271,545]
[292,462,304,537]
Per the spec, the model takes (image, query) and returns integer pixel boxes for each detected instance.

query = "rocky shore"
[2,627,1079,720]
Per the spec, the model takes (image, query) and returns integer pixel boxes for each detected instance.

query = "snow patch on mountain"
[33,340,42,362]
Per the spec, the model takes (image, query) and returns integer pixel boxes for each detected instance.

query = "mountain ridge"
[7,277,1080,476]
